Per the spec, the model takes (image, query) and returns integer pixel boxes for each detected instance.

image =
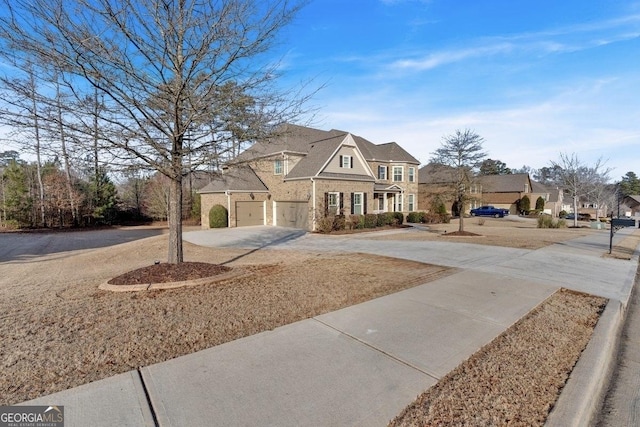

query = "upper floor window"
[274,159,283,175]
[378,165,387,180]
[340,155,353,168]
[393,166,403,182]
[408,167,415,182]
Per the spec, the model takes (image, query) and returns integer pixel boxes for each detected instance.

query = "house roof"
[198,166,268,193]
[531,181,562,203]
[477,173,531,193]
[418,163,458,184]
[234,123,419,167]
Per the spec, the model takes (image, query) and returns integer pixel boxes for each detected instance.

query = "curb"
[545,298,626,426]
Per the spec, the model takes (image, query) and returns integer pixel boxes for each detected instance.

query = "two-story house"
[198,124,420,231]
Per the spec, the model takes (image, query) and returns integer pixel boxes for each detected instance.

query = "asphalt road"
[0,227,167,262]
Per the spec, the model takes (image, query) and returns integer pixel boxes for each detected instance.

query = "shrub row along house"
[199,124,420,231]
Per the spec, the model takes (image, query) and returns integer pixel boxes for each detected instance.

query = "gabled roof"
[531,181,562,203]
[233,123,419,166]
[283,134,346,180]
[346,134,420,164]
[477,173,531,193]
[198,166,268,193]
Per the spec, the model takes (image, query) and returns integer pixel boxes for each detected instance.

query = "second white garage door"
[276,201,309,229]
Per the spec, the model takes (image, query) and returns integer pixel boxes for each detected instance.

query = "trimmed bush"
[535,196,545,211]
[393,212,404,225]
[518,195,531,214]
[209,204,228,228]
[376,213,387,227]
[364,213,378,228]
[406,211,426,223]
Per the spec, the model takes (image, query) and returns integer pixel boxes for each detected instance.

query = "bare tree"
[430,129,487,232]
[550,153,612,227]
[0,0,312,263]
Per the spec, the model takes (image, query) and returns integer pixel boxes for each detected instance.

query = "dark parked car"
[469,206,510,218]
[564,213,592,221]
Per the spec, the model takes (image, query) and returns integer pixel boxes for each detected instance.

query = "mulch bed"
[443,230,481,237]
[107,262,231,286]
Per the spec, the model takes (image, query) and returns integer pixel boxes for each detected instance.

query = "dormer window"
[340,155,353,168]
[274,159,283,175]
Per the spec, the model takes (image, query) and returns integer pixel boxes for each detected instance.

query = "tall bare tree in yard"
[551,153,611,227]
[0,0,310,263]
[430,129,487,233]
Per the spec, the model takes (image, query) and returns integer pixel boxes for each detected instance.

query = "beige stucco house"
[199,124,420,231]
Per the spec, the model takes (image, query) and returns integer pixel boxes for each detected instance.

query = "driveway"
[0,227,167,263]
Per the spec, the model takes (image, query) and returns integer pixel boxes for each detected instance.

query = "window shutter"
[350,193,354,215]
[363,193,367,214]
[324,192,328,215]
[339,192,344,212]
[339,155,343,167]
[350,157,353,168]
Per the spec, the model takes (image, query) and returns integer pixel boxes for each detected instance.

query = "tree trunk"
[458,195,465,232]
[167,175,183,264]
[29,69,45,227]
[56,78,76,225]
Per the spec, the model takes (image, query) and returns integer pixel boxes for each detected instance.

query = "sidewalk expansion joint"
[137,368,160,427]
[312,318,440,382]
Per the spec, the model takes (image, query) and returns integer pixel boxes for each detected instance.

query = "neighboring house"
[418,169,558,216]
[476,173,537,214]
[417,163,481,215]
[531,181,564,217]
[619,195,640,217]
[198,124,420,231]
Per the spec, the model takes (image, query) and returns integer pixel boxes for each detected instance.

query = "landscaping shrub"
[316,216,334,234]
[407,211,425,223]
[364,213,378,228]
[208,204,228,228]
[376,213,387,227]
[535,196,545,211]
[518,195,531,214]
[382,212,397,225]
[537,215,566,229]
[559,210,567,218]
[316,215,347,233]
[393,212,404,225]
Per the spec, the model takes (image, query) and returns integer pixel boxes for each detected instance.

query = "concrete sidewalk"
[23,226,639,426]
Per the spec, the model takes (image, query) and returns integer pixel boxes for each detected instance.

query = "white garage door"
[277,201,309,229]
[236,201,264,227]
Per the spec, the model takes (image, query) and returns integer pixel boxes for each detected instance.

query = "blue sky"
[278,0,640,178]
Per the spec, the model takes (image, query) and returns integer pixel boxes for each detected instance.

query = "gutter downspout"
[311,178,316,231]
[225,190,231,227]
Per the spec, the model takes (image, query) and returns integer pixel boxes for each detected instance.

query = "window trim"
[394,193,403,212]
[392,166,403,182]
[327,192,340,215]
[341,155,352,169]
[408,194,415,211]
[408,167,415,183]
[352,192,363,215]
[378,165,387,180]
[274,159,283,175]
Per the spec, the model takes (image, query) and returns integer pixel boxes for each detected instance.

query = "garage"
[235,201,264,227]
[276,201,309,229]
